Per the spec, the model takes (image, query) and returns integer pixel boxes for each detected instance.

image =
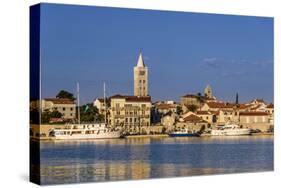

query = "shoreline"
[31,132,273,141]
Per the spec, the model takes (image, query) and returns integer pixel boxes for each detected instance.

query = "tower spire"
[136,52,145,67]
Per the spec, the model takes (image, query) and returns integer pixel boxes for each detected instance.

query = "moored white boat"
[211,124,251,136]
[49,123,122,140]
[169,129,200,137]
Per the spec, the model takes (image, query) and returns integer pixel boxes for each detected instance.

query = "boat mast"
[77,82,80,124]
[103,82,107,125]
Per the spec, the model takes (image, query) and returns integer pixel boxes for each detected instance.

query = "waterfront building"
[180,94,201,107]
[42,98,76,120]
[109,95,152,131]
[176,112,208,132]
[196,110,217,124]
[161,111,177,129]
[134,52,148,96]
[217,110,238,124]
[152,102,178,123]
[265,103,274,124]
[239,111,271,131]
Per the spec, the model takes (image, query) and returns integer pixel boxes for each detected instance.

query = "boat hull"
[169,133,200,137]
[52,131,121,140]
[211,129,251,136]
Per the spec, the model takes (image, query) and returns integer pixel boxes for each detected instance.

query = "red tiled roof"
[239,112,268,116]
[183,114,206,123]
[196,111,210,115]
[250,98,265,103]
[266,103,274,108]
[156,103,176,109]
[206,102,235,108]
[44,98,75,104]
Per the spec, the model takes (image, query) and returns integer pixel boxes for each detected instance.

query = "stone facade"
[180,94,200,107]
[109,95,152,130]
[42,98,76,120]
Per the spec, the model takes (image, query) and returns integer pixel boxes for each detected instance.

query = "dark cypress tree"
[235,92,239,104]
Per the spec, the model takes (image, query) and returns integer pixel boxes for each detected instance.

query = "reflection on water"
[38,135,273,185]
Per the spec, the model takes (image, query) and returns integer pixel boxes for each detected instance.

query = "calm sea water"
[38,135,273,185]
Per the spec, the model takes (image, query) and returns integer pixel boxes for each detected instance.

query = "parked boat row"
[168,123,251,137]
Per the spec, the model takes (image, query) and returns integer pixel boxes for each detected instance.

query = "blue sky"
[40,3,273,104]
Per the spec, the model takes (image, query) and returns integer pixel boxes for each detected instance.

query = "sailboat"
[49,82,122,140]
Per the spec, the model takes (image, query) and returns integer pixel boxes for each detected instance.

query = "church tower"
[134,52,148,96]
[204,84,213,98]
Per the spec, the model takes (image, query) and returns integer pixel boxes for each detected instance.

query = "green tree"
[49,110,63,118]
[56,90,75,100]
[196,92,205,110]
[79,103,104,123]
[176,106,183,115]
[41,109,63,124]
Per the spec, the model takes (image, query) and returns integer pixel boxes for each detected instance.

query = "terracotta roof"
[156,103,176,109]
[110,94,151,102]
[44,98,75,104]
[206,102,235,109]
[210,111,220,115]
[239,112,269,116]
[183,114,206,123]
[196,111,210,115]
[237,104,252,109]
[250,98,265,103]
[250,104,262,110]
[266,103,274,108]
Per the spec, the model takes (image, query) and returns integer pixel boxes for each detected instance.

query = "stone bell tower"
[134,53,148,96]
[204,84,213,98]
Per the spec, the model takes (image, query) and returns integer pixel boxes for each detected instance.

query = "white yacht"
[49,123,122,140]
[211,124,251,136]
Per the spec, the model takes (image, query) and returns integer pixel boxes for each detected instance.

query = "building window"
[63,107,65,111]
[143,80,145,83]
[70,113,72,116]
[139,80,142,83]
[116,103,120,108]
[130,118,132,123]
[70,107,73,111]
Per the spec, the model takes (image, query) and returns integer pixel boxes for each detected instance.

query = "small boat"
[169,129,200,137]
[211,124,251,136]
